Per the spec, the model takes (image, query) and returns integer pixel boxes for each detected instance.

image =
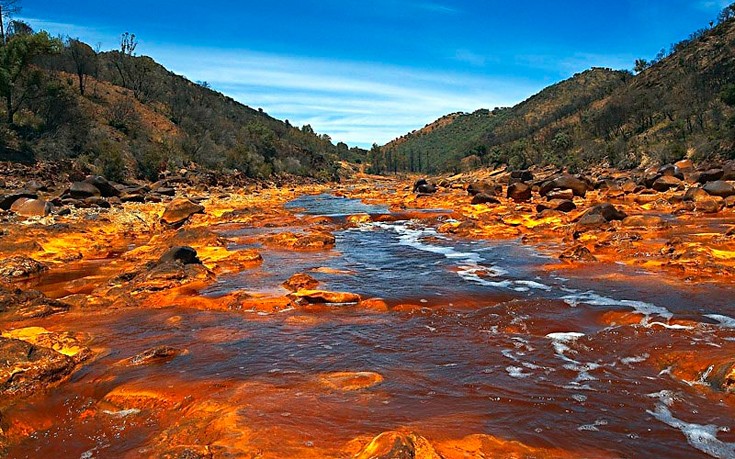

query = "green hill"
[378,9,735,173]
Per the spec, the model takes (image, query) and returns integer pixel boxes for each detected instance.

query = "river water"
[5,193,735,458]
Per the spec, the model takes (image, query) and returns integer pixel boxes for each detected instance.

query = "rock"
[354,431,443,459]
[536,199,575,213]
[290,289,361,304]
[546,189,575,200]
[283,273,319,292]
[471,193,500,205]
[412,178,437,194]
[652,175,682,192]
[0,256,48,280]
[507,182,532,202]
[703,181,735,198]
[575,213,608,230]
[674,159,694,173]
[0,337,75,397]
[83,197,111,209]
[467,181,502,196]
[319,371,383,391]
[621,180,638,193]
[156,187,176,197]
[683,187,711,202]
[510,169,534,183]
[127,346,182,366]
[134,261,213,292]
[83,175,120,197]
[622,215,667,228]
[657,164,684,179]
[158,246,201,265]
[67,181,101,199]
[698,169,725,184]
[696,198,723,214]
[0,190,37,210]
[26,180,48,192]
[560,246,597,262]
[0,286,69,320]
[584,203,627,222]
[161,198,205,227]
[540,175,589,197]
[263,231,335,250]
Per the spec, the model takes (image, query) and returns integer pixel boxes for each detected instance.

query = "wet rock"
[264,231,336,250]
[697,169,724,184]
[137,262,213,291]
[702,180,735,198]
[412,178,437,194]
[674,159,694,173]
[696,198,723,214]
[282,273,319,292]
[536,199,575,213]
[507,182,532,202]
[9,198,54,217]
[0,256,48,280]
[584,203,627,222]
[83,175,120,197]
[158,246,201,265]
[509,169,534,183]
[83,196,111,209]
[354,431,443,459]
[651,175,682,192]
[290,289,361,304]
[540,174,589,197]
[559,246,597,262]
[575,213,608,230]
[0,337,75,397]
[67,181,101,199]
[0,191,37,210]
[155,187,175,197]
[683,186,711,202]
[160,198,205,227]
[546,189,575,200]
[471,193,500,205]
[320,371,384,391]
[467,181,502,196]
[0,286,69,320]
[127,346,182,366]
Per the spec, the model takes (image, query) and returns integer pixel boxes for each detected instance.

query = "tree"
[0,0,20,45]
[67,38,97,96]
[633,58,650,74]
[718,3,735,23]
[0,29,61,124]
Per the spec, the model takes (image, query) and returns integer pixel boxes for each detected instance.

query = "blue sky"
[19,0,732,147]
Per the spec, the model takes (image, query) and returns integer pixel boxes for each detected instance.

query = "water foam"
[562,291,672,320]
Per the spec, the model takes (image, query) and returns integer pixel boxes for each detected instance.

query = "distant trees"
[0,26,61,123]
[0,0,20,45]
[633,59,651,74]
[718,3,735,23]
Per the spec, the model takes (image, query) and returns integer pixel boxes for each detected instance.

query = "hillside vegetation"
[0,26,348,181]
[378,6,735,173]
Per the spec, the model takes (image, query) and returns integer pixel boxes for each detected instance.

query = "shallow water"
[5,193,735,458]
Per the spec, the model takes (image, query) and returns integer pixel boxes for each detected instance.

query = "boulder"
[674,159,694,173]
[560,246,597,262]
[83,175,120,197]
[507,182,532,202]
[0,337,75,397]
[683,187,711,202]
[536,199,575,213]
[67,181,101,199]
[127,346,182,366]
[698,169,725,184]
[263,231,335,250]
[158,246,201,265]
[471,193,500,205]
[540,175,589,197]
[0,256,48,280]
[0,286,69,320]
[703,181,735,198]
[696,198,723,214]
[584,203,627,222]
[282,273,319,292]
[546,189,575,201]
[0,191,37,210]
[10,198,54,217]
[651,175,682,192]
[412,178,437,194]
[509,170,534,183]
[575,213,608,230]
[467,181,502,196]
[354,431,443,459]
[622,215,667,228]
[161,198,205,226]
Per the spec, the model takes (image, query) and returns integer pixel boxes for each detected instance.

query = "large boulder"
[507,182,532,202]
[471,193,500,205]
[161,198,205,227]
[585,203,627,221]
[158,246,201,265]
[83,175,120,198]
[540,175,589,197]
[412,178,437,194]
[698,169,725,184]
[67,181,101,199]
[651,175,682,192]
[536,199,576,213]
[703,181,735,198]
[684,186,711,202]
[10,198,54,217]
[0,191,37,210]
[467,181,502,196]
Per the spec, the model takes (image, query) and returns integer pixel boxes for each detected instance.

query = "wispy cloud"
[697,0,731,11]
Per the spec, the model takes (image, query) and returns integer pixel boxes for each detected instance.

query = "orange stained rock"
[290,289,362,304]
[352,431,443,459]
[319,371,384,391]
[598,310,647,327]
[359,298,390,312]
[1,327,89,359]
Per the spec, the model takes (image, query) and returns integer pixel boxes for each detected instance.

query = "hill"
[378,8,735,173]
[0,27,346,181]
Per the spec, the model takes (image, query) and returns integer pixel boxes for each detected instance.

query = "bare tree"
[67,38,97,95]
[0,0,20,45]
